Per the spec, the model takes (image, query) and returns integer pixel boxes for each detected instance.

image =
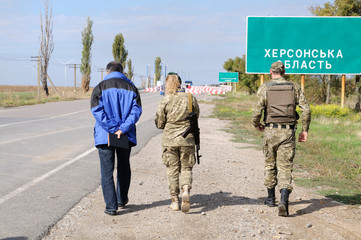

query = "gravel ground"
[43,98,361,240]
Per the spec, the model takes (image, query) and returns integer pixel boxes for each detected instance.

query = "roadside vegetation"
[0,85,92,108]
[212,92,361,205]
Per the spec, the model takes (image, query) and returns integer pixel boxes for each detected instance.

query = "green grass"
[212,92,361,205]
[1,92,38,107]
[295,118,361,204]
[211,92,263,146]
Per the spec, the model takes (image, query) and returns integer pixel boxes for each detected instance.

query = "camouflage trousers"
[162,146,196,196]
[263,127,296,192]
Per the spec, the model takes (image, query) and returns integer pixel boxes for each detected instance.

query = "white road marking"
[0,125,93,145]
[0,147,96,206]
[0,109,88,128]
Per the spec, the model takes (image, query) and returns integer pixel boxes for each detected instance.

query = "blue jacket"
[90,72,142,147]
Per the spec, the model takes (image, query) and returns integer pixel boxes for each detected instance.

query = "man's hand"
[256,124,265,132]
[115,130,123,139]
[298,131,308,142]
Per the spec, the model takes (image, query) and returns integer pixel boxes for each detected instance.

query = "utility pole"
[68,64,81,93]
[153,60,156,87]
[97,68,105,82]
[31,56,42,98]
[146,64,150,88]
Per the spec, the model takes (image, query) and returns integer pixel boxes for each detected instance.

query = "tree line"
[223,0,361,111]
[39,0,164,95]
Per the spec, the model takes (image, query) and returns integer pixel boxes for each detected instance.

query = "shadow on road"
[290,197,343,217]
[108,191,349,218]
[112,191,261,216]
[114,199,170,216]
[187,191,262,214]
[1,237,28,240]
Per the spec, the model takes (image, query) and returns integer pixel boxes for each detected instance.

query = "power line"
[0,55,33,62]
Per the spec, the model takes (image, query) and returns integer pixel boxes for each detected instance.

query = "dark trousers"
[97,145,131,211]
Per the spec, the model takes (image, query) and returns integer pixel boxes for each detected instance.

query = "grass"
[212,92,361,205]
[0,85,92,107]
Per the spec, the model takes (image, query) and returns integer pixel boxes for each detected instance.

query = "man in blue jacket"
[91,61,142,216]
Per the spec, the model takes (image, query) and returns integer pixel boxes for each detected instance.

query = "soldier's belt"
[265,123,295,129]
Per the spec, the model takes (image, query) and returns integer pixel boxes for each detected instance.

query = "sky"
[0,0,328,88]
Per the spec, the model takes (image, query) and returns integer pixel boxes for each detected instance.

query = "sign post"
[219,72,239,83]
[219,72,239,92]
[246,16,361,108]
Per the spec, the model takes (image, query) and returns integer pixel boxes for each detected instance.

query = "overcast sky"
[0,0,328,87]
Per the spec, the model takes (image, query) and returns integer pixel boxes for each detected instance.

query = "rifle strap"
[188,92,193,113]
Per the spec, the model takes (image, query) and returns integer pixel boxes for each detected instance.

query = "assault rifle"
[182,112,201,164]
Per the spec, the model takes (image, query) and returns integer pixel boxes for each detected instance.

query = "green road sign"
[219,72,239,82]
[246,16,361,74]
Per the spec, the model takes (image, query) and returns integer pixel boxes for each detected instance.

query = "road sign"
[246,16,361,74]
[219,72,239,82]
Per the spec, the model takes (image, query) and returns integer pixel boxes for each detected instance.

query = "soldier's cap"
[270,61,285,72]
[167,72,182,83]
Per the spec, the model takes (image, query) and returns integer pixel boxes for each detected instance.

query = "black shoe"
[104,209,117,216]
[118,199,129,208]
[278,188,290,217]
[264,188,276,207]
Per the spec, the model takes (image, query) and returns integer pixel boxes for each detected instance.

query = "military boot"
[278,188,290,217]
[264,188,276,207]
[170,196,179,211]
[181,185,190,213]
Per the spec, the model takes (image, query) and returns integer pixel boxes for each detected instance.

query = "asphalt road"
[0,92,163,240]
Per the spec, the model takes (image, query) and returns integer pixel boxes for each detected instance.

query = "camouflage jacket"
[155,90,200,146]
[252,77,311,132]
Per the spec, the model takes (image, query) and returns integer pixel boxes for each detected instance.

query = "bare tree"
[39,0,54,96]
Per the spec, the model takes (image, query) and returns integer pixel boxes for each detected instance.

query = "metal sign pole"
[301,75,305,92]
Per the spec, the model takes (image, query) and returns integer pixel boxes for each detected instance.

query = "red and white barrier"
[144,85,232,95]
[144,87,157,92]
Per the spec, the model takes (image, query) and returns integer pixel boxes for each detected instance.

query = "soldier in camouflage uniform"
[252,61,311,217]
[155,72,199,213]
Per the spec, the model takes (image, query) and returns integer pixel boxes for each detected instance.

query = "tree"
[223,58,234,72]
[39,0,54,96]
[112,33,128,69]
[154,57,162,82]
[80,17,94,93]
[309,0,361,16]
[127,58,134,81]
[310,0,361,109]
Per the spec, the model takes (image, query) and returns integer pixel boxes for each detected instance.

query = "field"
[0,85,92,107]
[212,92,361,205]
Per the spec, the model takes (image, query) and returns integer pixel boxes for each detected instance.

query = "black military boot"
[264,188,276,207]
[278,188,290,217]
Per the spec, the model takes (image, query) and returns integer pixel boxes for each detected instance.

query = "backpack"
[265,82,297,123]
